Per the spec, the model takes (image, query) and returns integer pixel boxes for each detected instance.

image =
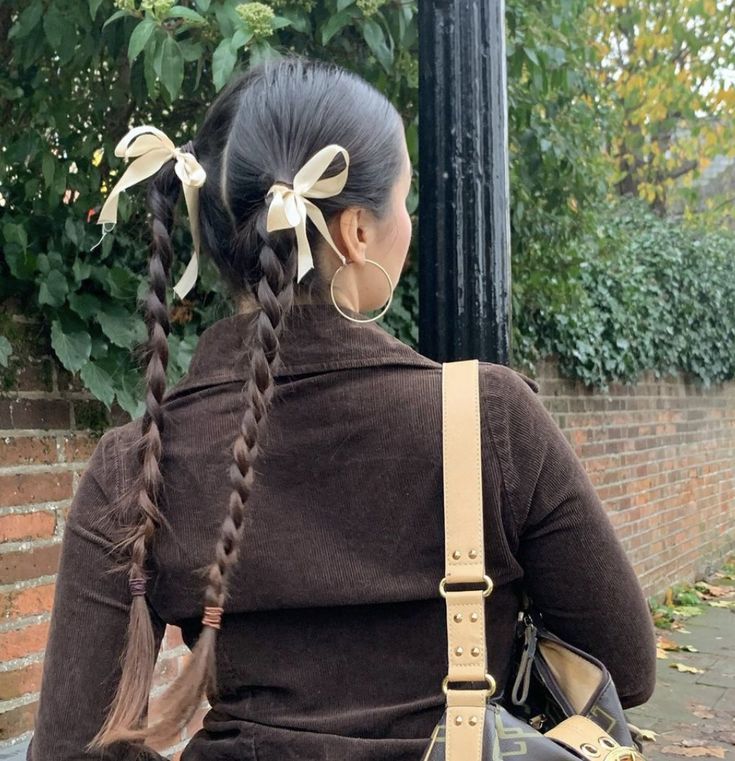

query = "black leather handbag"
[421,360,647,761]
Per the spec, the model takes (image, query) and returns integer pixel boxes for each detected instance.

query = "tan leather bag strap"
[441,359,494,761]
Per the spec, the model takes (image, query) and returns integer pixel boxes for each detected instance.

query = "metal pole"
[417,0,511,365]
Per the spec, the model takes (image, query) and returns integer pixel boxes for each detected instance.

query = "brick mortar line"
[0,463,87,476]
[624,514,735,551]
[554,412,735,425]
[582,456,733,489]
[0,429,102,437]
[595,462,734,499]
[583,444,735,469]
[0,691,40,713]
[552,405,735,418]
[540,393,735,403]
[0,575,56,595]
[610,502,731,537]
[0,612,50,634]
[608,486,734,522]
[578,442,735,461]
[0,390,97,401]
[0,500,71,517]
[0,537,60,556]
[574,437,735,460]
[0,652,44,673]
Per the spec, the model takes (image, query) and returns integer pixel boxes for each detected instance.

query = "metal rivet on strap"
[455,716,463,725]
[468,548,478,559]
[452,550,462,559]
[455,646,464,656]
[454,613,463,622]
[469,716,478,726]
[470,612,479,622]
[471,646,481,657]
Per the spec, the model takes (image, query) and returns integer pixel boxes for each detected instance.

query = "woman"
[27,55,656,761]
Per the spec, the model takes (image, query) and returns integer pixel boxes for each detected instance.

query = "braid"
[108,214,296,748]
[86,160,181,749]
[81,54,406,756]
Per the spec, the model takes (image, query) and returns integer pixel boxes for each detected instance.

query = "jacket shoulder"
[477,360,540,395]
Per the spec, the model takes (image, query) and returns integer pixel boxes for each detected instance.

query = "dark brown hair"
[86,54,405,752]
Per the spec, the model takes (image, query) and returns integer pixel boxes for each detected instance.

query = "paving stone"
[626,602,735,760]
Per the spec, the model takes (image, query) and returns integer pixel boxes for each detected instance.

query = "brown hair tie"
[129,577,146,597]
[202,605,224,630]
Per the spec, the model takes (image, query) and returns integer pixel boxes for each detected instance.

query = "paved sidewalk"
[626,603,735,759]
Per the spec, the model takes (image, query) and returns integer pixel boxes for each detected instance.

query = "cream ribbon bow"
[91,125,206,301]
[266,144,349,283]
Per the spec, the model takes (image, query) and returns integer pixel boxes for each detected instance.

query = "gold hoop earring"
[329,257,394,323]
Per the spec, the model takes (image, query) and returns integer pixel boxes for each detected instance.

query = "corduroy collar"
[164,302,441,399]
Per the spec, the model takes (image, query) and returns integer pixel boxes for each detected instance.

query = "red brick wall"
[535,358,735,596]
[0,314,200,758]
[1,314,733,754]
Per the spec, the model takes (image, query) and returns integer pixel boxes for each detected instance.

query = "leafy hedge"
[515,197,735,391]
[8,1,728,419]
[2,0,611,417]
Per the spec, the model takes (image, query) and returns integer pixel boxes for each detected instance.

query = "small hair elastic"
[202,605,225,630]
[129,577,147,597]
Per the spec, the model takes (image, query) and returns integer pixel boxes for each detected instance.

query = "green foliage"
[506,0,614,376]
[0,0,421,415]
[6,0,715,419]
[520,197,735,390]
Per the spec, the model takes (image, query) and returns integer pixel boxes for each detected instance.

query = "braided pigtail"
[83,54,407,753]
[110,213,296,748]
[86,156,184,750]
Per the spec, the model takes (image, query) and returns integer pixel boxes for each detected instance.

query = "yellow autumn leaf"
[670,663,705,674]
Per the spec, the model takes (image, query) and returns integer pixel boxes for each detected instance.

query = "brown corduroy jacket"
[27,302,657,761]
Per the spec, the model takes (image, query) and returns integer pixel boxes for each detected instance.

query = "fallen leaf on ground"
[660,745,725,757]
[708,600,735,609]
[674,605,705,617]
[638,728,659,741]
[657,635,699,653]
[659,634,681,650]
[694,582,733,598]
[690,705,716,720]
[670,663,705,673]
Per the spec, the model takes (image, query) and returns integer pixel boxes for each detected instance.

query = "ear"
[336,206,367,266]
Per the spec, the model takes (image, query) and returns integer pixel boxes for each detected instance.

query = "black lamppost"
[417,0,511,365]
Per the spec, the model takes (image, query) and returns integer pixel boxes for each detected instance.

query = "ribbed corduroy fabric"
[27,302,656,761]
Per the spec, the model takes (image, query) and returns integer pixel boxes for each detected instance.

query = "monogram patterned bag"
[421,359,647,761]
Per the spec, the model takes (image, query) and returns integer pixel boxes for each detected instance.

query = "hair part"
[88,53,405,751]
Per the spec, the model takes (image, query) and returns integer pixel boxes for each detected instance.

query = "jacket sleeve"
[482,364,657,708]
[26,429,168,761]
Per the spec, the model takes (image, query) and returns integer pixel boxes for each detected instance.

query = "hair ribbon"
[266,144,349,283]
[91,125,206,301]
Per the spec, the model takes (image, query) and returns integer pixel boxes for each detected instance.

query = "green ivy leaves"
[524,197,735,390]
